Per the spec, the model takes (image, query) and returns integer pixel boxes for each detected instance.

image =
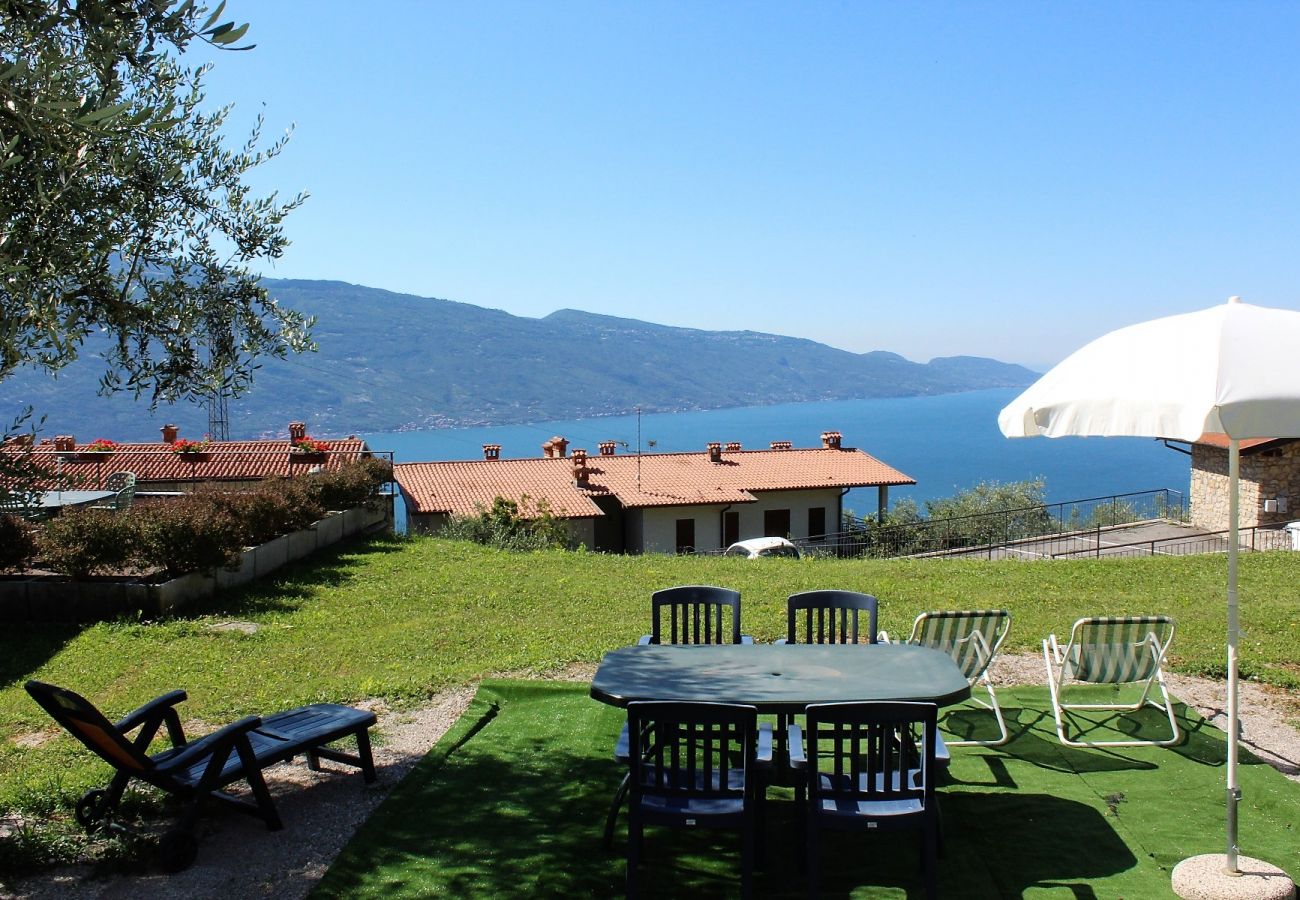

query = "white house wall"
[638,488,845,554]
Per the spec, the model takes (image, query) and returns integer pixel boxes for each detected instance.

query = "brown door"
[675,518,696,553]
[764,509,791,538]
[723,511,740,546]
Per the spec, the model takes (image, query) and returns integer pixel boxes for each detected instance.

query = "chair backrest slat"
[787,590,879,645]
[1068,615,1174,684]
[628,701,757,803]
[805,702,935,805]
[651,586,743,645]
[909,609,1010,680]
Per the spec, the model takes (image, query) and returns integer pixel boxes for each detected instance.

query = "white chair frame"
[881,609,1011,748]
[1042,615,1180,748]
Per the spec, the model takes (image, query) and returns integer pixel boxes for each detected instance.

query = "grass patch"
[315,680,1299,897]
[1,535,1297,852]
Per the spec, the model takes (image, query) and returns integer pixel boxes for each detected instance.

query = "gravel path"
[4,660,1298,899]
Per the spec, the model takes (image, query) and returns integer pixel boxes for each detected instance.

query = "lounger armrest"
[115,690,188,733]
[156,715,263,772]
[787,723,807,769]
[637,635,653,645]
[756,722,773,767]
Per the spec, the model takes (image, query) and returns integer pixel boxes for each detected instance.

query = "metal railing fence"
[803,488,1188,560]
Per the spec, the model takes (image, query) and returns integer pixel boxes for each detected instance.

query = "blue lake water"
[363,388,1189,518]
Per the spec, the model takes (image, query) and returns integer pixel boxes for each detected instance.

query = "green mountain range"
[1,279,1038,442]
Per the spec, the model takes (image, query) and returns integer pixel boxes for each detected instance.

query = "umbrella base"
[1172,854,1294,900]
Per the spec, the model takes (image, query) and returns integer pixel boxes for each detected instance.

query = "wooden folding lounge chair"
[1042,615,1181,748]
[881,609,1012,747]
[25,680,377,871]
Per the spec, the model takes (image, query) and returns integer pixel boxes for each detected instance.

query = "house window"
[808,507,826,541]
[675,518,696,553]
[764,509,791,538]
[723,511,740,547]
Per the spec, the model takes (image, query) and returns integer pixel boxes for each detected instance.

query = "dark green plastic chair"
[790,701,940,899]
[625,700,772,899]
[606,585,752,848]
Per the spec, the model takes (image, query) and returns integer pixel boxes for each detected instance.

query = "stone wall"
[1190,442,1300,531]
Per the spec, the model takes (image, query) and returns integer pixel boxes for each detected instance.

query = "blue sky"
[198,2,1300,370]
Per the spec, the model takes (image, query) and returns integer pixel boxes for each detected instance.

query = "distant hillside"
[0,279,1038,441]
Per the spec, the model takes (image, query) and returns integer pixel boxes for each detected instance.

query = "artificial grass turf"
[314,681,1300,899]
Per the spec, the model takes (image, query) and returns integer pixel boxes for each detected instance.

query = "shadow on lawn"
[188,533,408,618]
[0,622,81,685]
[317,690,1140,899]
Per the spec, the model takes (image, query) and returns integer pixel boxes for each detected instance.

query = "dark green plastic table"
[589,643,972,713]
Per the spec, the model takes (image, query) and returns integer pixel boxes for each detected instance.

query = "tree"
[0,0,312,427]
[924,478,1053,546]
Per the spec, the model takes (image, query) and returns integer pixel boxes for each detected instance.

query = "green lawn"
[1,535,1298,862]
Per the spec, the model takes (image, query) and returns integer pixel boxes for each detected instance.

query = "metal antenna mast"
[206,388,229,441]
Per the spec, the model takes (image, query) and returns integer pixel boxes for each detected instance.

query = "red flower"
[292,437,330,453]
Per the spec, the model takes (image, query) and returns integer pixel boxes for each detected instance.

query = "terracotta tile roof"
[5,439,371,489]
[1191,434,1296,453]
[396,457,608,518]
[396,444,914,518]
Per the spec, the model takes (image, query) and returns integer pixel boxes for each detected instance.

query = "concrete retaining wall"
[0,499,391,624]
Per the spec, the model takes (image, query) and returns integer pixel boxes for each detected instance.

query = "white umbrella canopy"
[999,296,1300,883]
[999,298,1300,442]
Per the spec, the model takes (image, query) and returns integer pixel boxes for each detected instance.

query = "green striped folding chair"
[1042,615,1180,748]
[884,609,1011,747]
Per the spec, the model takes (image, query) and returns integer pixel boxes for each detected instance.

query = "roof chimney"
[161,423,179,444]
[289,421,307,442]
[483,444,501,461]
[707,442,723,463]
[598,441,617,456]
[54,435,76,452]
[724,442,742,453]
[820,431,842,450]
[542,436,569,458]
[770,440,792,450]
[572,448,590,484]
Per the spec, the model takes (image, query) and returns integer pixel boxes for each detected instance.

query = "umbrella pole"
[1225,439,1241,875]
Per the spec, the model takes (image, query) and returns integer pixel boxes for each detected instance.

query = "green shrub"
[202,484,299,546]
[301,457,391,512]
[0,514,38,572]
[129,496,244,577]
[274,477,328,531]
[440,495,571,551]
[37,509,135,577]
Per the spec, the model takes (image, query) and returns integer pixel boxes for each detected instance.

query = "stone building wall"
[1190,442,1300,531]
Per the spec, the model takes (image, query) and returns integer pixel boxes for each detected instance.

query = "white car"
[724,537,801,559]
